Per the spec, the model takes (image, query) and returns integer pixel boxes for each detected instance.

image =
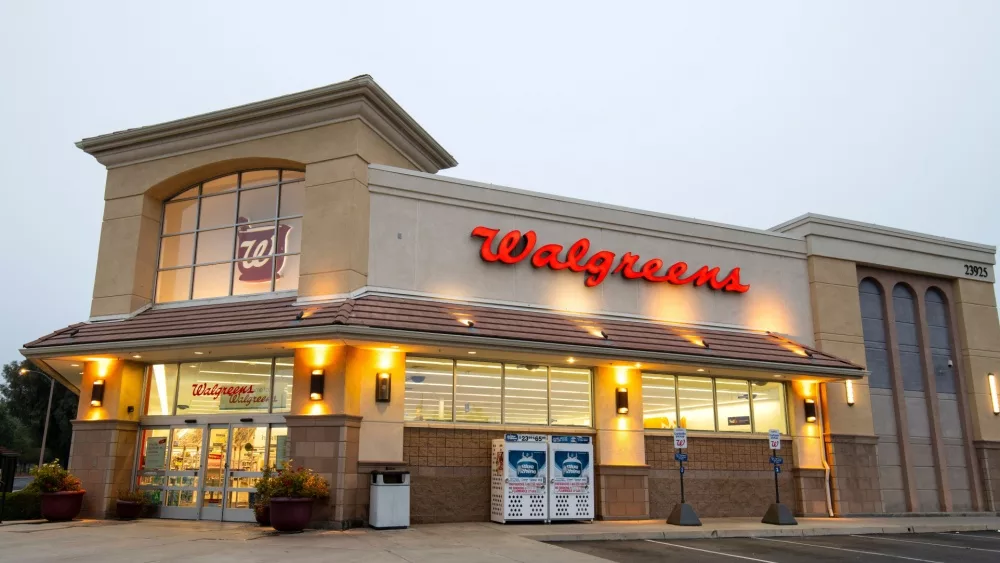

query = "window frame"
[641,371,789,435]
[153,169,305,304]
[404,355,594,428]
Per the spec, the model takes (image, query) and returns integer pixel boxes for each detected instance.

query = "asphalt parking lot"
[551,531,1000,562]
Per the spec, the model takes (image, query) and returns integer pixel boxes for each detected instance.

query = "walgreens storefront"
[22,76,1000,527]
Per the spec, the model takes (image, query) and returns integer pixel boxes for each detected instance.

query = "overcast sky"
[1,1,998,361]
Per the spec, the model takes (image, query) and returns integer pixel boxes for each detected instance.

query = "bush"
[254,464,274,510]
[27,460,81,493]
[1,489,41,521]
[269,461,329,499]
[116,488,147,504]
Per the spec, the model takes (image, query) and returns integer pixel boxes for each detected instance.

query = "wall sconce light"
[376,372,392,403]
[804,398,817,423]
[616,387,629,415]
[90,379,105,407]
[989,373,999,415]
[846,380,855,406]
[309,369,324,401]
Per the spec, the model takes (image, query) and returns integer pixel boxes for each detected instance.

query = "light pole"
[19,368,55,468]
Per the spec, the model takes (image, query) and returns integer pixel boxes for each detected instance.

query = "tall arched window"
[156,169,304,303]
[859,278,892,389]
[892,283,924,391]
[925,288,956,394]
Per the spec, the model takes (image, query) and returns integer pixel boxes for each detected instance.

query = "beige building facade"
[21,76,1000,527]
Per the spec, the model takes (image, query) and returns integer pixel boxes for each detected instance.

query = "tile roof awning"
[23,295,865,378]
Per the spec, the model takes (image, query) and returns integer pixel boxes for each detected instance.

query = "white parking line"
[936,532,1000,542]
[754,537,944,562]
[854,534,1000,553]
[644,539,778,562]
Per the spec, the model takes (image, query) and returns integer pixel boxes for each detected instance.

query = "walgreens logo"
[191,383,268,406]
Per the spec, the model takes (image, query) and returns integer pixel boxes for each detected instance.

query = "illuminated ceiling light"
[391,345,400,350]
[846,380,856,406]
[989,374,999,415]
[696,368,705,373]
[194,351,204,355]
[132,355,142,359]
[567,357,576,364]
[468,351,477,355]
[634,362,642,368]
[70,363,79,367]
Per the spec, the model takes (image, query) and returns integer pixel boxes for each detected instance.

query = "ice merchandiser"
[491,433,548,523]
[548,435,594,520]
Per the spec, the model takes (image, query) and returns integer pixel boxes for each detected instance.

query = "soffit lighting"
[567,357,576,364]
[132,355,142,359]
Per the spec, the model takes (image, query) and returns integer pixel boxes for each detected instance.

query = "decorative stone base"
[285,414,362,529]
[825,434,884,515]
[595,465,649,520]
[792,467,828,517]
[68,419,139,518]
[975,440,1000,512]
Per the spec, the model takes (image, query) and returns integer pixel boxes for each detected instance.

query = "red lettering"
[471,227,750,293]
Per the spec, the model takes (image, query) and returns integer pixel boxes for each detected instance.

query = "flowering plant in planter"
[268,461,329,532]
[253,465,275,526]
[27,460,85,521]
[115,489,147,520]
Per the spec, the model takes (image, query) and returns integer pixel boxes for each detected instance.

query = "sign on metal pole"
[674,428,688,450]
[768,429,781,450]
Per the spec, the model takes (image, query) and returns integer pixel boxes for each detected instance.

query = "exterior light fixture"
[615,387,629,415]
[90,379,105,407]
[132,354,142,359]
[634,362,642,368]
[567,357,576,364]
[194,351,204,355]
[309,369,325,401]
[461,319,475,328]
[375,372,392,403]
[702,339,710,349]
[600,330,609,339]
[467,351,477,355]
[989,373,999,415]
[696,368,705,373]
[846,380,855,406]
[804,398,817,423]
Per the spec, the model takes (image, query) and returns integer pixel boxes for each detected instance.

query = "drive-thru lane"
[550,531,1000,562]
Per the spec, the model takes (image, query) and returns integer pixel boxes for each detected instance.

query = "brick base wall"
[285,415,362,529]
[975,441,1000,512]
[402,427,504,523]
[825,434,883,515]
[595,465,649,519]
[646,435,797,518]
[793,468,828,516]
[68,419,139,518]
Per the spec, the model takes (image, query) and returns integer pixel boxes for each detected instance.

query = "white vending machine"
[548,435,595,521]
[491,433,548,523]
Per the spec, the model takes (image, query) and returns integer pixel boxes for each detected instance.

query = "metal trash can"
[369,470,410,529]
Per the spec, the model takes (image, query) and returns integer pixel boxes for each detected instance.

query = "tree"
[0,360,79,465]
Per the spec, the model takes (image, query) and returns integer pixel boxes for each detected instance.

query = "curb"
[527,522,1000,542]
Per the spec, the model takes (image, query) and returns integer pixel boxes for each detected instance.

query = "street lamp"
[19,368,55,468]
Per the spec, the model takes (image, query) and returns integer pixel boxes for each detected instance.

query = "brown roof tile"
[23,295,862,372]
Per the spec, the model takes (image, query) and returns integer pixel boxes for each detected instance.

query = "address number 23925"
[964,264,990,279]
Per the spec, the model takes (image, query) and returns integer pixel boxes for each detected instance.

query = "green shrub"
[1,489,41,521]
[27,460,81,493]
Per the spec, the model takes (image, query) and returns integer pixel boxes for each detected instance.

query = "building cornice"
[76,75,457,172]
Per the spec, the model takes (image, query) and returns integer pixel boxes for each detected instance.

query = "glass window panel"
[751,381,787,434]
[137,428,169,497]
[404,357,454,422]
[159,234,194,268]
[238,186,278,222]
[203,427,229,489]
[230,426,268,473]
[677,376,715,431]
[145,364,178,416]
[174,186,199,200]
[641,374,677,429]
[168,427,204,471]
[268,426,289,468]
[233,222,278,295]
[175,359,273,414]
[454,361,501,423]
[192,263,233,300]
[504,365,548,425]
[203,174,238,195]
[715,379,751,433]
[281,170,305,182]
[195,228,235,264]
[163,199,198,234]
[549,367,591,427]
[279,182,304,217]
[272,358,293,413]
[279,218,301,255]
[199,192,237,229]
[155,268,191,303]
[274,254,299,293]
[241,170,280,189]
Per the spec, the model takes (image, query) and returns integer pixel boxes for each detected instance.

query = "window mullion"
[711,378,719,432]
[451,360,457,422]
[500,363,506,424]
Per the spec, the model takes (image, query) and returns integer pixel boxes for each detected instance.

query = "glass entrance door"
[199,424,268,522]
[161,426,204,519]
[199,426,230,520]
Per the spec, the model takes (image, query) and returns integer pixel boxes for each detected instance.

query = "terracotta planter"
[254,502,270,526]
[269,497,313,532]
[40,491,86,522]
[116,500,143,520]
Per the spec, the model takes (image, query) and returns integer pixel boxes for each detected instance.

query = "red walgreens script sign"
[471,226,750,293]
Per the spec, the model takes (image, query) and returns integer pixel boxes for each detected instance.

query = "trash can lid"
[370,469,410,476]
